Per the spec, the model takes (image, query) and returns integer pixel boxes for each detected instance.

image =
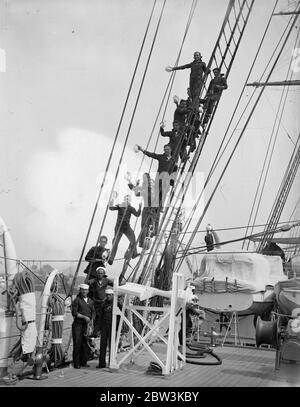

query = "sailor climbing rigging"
[108,194,141,265]
[201,67,228,125]
[173,98,190,126]
[166,51,210,109]
[136,144,177,208]
[160,120,189,163]
[127,172,160,247]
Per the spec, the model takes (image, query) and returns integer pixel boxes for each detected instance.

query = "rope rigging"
[131,1,252,288]
[135,0,256,287]
[257,131,300,252]
[67,0,158,297]
[243,21,300,250]
[175,5,300,274]
[179,0,283,253]
[178,3,297,251]
[175,220,300,260]
[67,0,199,293]
[127,0,200,279]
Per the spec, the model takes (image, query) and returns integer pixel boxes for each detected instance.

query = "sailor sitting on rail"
[136,144,177,209]
[107,194,141,265]
[83,235,110,284]
[126,172,160,248]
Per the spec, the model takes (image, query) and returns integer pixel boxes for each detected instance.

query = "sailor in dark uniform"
[136,144,178,208]
[71,283,95,368]
[166,51,210,108]
[108,194,142,265]
[202,67,228,124]
[88,267,113,337]
[83,235,110,284]
[127,172,160,247]
[97,288,121,369]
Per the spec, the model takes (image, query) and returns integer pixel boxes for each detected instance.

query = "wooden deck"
[2,343,300,388]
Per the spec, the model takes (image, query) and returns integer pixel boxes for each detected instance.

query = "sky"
[0,0,299,279]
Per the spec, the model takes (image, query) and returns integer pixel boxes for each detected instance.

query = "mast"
[273,11,300,16]
[247,80,300,87]
[257,134,300,253]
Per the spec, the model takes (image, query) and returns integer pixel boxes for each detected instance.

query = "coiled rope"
[47,293,65,368]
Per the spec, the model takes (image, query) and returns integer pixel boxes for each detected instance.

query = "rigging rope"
[179,0,280,252]
[130,0,198,238]
[92,0,167,277]
[257,132,300,251]
[175,6,300,273]
[145,0,256,273]
[138,0,256,285]
[67,0,158,297]
[148,0,198,174]
[244,23,300,249]
[175,221,300,260]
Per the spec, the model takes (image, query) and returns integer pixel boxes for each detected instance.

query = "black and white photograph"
[0,0,300,395]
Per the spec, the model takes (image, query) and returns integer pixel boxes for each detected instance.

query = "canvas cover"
[195,250,286,292]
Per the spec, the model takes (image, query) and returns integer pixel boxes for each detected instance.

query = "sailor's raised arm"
[136,144,145,153]
[143,150,159,160]
[109,196,119,210]
[165,63,191,72]
[131,202,142,217]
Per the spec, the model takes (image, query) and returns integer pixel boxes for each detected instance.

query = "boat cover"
[291,255,300,276]
[193,251,286,293]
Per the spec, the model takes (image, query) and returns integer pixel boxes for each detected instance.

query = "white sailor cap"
[78,283,89,290]
[96,266,106,273]
[105,288,114,295]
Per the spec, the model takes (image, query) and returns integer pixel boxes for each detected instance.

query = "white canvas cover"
[263,255,287,285]
[291,255,300,275]
[196,251,286,292]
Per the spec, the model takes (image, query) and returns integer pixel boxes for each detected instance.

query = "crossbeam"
[247,80,300,87]
[273,11,300,16]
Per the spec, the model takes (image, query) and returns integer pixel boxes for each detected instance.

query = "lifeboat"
[192,250,287,316]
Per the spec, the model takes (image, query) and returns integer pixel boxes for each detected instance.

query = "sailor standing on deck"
[97,288,121,369]
[88,267,113,337]
[71,283,95,369]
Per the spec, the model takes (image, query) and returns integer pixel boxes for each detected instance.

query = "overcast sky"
[0,0,299,278]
